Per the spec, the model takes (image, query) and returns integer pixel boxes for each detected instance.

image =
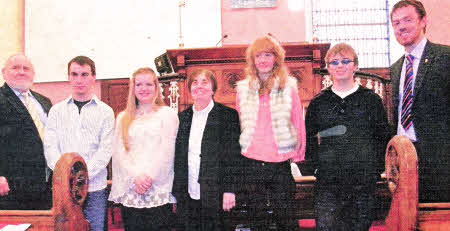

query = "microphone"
[267,33,282,44]
[215,34,228,46]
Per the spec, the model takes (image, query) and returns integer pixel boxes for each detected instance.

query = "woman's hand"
[134,174,152,195]
[222,192,236,211]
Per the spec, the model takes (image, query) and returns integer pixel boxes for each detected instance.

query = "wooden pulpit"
[164,43,330,111]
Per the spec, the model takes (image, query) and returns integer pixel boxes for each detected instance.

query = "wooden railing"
[317,68,390,101]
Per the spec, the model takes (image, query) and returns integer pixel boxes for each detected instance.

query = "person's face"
[134,73,157,105]
[68,63,96,97]
[2,55,35,92]
[327,53,357,81]
[391,5,426,48]
[190,74,214,103]
[254,52,275,74]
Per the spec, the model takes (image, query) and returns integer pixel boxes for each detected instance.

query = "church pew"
[294,173,391,223]
[228,167,391,229]
[385,135,450,231]
[0,153,89,231]
[295,135,450,230]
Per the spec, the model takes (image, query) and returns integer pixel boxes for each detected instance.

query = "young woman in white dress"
[108,67,179,231]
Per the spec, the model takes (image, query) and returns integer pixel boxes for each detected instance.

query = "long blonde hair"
[245,35,289,95]
[120,67,165,151]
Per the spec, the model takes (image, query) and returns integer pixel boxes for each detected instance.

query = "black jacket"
[0,83,52,209]
[172,102,241,209]
[390,41,450,201]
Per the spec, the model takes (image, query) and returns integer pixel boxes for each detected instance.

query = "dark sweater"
[305,86,391,185]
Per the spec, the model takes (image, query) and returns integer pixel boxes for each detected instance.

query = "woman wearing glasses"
[305,43,391,230]
[235,35,306,230]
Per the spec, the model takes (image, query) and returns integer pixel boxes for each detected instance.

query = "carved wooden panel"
[287,62,314,108]
[178,64,247,110]
[215,68,245,106]
[101,78,129,116]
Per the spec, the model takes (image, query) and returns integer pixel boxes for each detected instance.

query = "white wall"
[25,0,221,83]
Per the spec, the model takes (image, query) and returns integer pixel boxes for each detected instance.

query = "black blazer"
[0,83,52,209]
[173,102,241,210]
[390,41,450,200]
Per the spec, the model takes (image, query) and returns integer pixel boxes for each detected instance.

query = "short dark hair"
[391,0,427,20]
[68,56,96,75]
[187,69,218,93]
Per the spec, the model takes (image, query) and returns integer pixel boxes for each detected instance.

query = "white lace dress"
[108,106,179,208]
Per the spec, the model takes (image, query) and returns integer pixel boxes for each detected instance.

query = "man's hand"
[134,174,152,195]
[0,177,10,196]
[222,192,236,212]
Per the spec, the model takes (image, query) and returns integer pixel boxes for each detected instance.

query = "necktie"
[22,92,45,139]
[401,54,414,131]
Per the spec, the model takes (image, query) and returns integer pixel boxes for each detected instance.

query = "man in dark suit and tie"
[390,0,450,202]
[0,54,52,209]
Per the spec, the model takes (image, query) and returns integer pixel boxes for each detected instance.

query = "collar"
[11,87,31,97]
[332,84,360,99]
[406,38,427,60]
[65,94,99,105]
[193,99,214,115]
[12,88,34,101]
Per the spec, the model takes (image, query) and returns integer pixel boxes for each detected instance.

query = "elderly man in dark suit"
[390,0,450,202]
[0,54,52,209]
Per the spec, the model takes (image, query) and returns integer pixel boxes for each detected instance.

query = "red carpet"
[108,207,386,231]
[298,219,386,231]
[108,207,124,231]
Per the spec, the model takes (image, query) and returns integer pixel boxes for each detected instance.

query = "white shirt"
[332,84,359,99]
[188,99,214,200]
[44,95,115,192]
[397,38,427,142]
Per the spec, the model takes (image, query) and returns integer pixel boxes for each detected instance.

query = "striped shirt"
[44,95,114,192]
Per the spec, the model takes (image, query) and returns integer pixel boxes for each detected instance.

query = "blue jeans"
[83,188,107,231]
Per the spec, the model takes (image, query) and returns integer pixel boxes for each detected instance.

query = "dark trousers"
[239,159,298,231]
[414,142,450,202]
[177,197,232,231]
[315,184,375,231]
[121,203,173,231]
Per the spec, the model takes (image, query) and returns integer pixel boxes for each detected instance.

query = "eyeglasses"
[328,59,354,66]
